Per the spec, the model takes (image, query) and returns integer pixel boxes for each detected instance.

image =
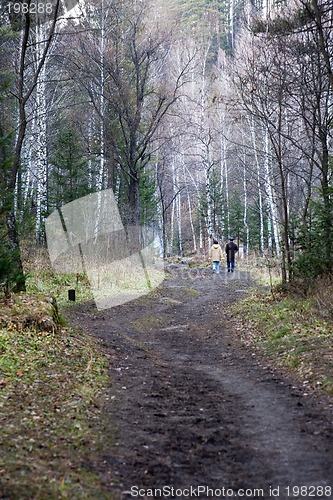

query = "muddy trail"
[68,267,333,500]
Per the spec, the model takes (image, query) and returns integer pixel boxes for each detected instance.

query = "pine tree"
[49,128,90,209]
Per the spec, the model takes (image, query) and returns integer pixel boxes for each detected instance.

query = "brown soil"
[68,266,333,500]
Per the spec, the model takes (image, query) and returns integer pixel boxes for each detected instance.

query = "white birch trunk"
[14,178,18,219]
[169,200,175,256]
[222,135,230,237]
[205,164,214,238]
[88,115,93,190]
[196,171,204,252]
[264,126,281,255]
[219,128,225,236]
[35,23,48,245]
[250,117,264,254]
[94,0,107,242]
[23,116,36,210]
[199,218,204,254]
[199,43,214,240]
[97,0,105,193]
[23,163,32,208]
[263,0,272,20]
[176,168,182,254]
[114,166,121,203]
[243,153,249,258]
[155,160,164,251]
[229,0,234,49]
[187,191,196,253]
[181,157,196,252]
[169,159,176,255]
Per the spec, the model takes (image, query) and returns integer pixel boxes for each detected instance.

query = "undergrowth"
[0,245,113,498]
[27,269,94,308]
[22,242,94,307]
[232,287,333,396]
[0,326,111,498]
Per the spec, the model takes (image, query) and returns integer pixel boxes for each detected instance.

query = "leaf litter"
[0,294,112,499]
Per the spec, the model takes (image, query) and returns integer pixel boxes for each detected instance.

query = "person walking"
[225,237,238,272]
[209,239,223,274]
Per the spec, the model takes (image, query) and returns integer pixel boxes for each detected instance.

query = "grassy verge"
[232,288,333,396]
[0,293,112,498]
[27,269,95,308]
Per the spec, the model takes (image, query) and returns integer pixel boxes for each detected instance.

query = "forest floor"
[67,265,333,500]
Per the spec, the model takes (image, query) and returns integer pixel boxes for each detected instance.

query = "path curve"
[69,267,333,499]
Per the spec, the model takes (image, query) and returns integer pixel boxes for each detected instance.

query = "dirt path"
[68,267,333,500]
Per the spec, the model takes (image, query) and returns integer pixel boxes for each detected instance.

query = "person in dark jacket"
[225,237,238,272]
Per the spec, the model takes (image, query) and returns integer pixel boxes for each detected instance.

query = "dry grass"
[232,280,333,397]
[0,243,112,498]
[310,276,333,320]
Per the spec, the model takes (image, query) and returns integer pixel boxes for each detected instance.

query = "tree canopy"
[0,0,332,291]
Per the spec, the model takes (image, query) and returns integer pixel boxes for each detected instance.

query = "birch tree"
[0,0,61,291]
[108,0,188,228]
[34,22,48,244]
[231,0,333,281]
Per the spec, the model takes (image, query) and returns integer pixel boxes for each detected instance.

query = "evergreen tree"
[294,182,333,282]
[139,168,159,227]
[228,192,244,242]
[49,128,90,209]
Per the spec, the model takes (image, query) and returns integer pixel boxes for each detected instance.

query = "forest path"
[69,267,333,499]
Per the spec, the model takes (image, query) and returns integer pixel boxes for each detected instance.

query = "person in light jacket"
[225,237,238,272]
[209,239,223,274]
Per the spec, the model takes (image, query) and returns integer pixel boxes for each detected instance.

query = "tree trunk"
[264,126,281,256]
[205,164,214,238]
[250,118,264,254]
[175,167,182,255]
[3,0,61,291]
[129,172,140,227]
[243,150,249,258]
[35,23,48,245]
